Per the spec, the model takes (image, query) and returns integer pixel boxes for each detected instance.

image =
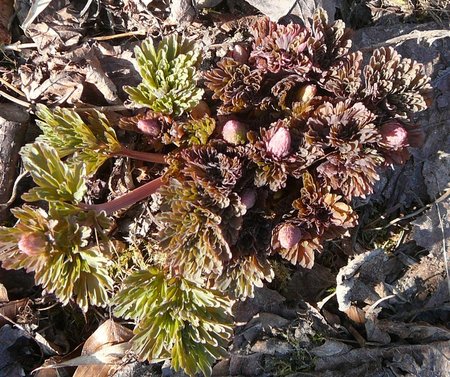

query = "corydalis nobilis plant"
[0,9,432,377]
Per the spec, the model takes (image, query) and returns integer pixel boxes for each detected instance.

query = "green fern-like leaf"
[20,143,87,203]
[125,35,204,117]
[113,268,233,377]
[156,180,232,280]
[35,105,121,174]
[181,116,216,146]
[0,206,114,311]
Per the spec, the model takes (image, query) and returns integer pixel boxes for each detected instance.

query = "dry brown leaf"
[413,200,449,256]
[84,56,121,105]
[244,0,337,22]
[0,298,29,327]
[28,23,82,53]
[33,320,133,377]
[336,249,391,312]
[72,320,133,377]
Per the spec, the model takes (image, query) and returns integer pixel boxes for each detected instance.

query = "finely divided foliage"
[125,34,204,117]
[0,9,432,377]
[0,144,113,311]
[35,105,122,175]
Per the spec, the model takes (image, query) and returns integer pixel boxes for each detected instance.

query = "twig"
[0,170,28,210]
[0,76,26,97]
[0,89,31,108]
[328,337,381,347]
[72,105,129,112]
[87,30,147,42]
[317,292,336,310]
[360,29,450,51]
[365,188,450,231]
[2,42,38,51]
[435,199,449,296]
[367,294,396,313]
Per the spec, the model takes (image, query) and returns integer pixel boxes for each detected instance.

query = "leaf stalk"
[81,177,164,214]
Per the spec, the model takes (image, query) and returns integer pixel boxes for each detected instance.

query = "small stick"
[0,76,26,97]
[0,170,28,210]
[0,89,31,108]
[360,29,450,52]
[87,30,147,42]
[72,105,129,112]
[3,42,38,51]
[435,199,449,296]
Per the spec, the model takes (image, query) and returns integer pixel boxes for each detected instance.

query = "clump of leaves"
[0,11,432,377]
[125,34,204,117]
[113,268,233,377]
[35,104,165,174]
[0,143,113,311]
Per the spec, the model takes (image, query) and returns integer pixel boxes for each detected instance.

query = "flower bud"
[380,121,408,150]
[137,118,161,137]
[222,120,247,145]
[240,189,257,210]
[230,44,250,64]
[267,127,291,158]
[278,224,302,249]
[18,233,46,256]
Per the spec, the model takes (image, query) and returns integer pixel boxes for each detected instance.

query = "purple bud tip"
[267,127,291,158]
[231,44,250,64]
[380,121,408,149]
[137,119,161,137]
[222,120,247,145]
[240,189,257,210]
[278,224,302,249]
[18,233,46,256]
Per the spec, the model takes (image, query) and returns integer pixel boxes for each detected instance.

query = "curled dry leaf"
[34,320,134,377]
[336,249,390,313]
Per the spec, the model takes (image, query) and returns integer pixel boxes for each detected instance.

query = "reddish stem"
[81,177,164,214]
[113,146,167,164]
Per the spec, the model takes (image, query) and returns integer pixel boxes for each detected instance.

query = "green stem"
[81,177,164,214]
[113,146,167,164]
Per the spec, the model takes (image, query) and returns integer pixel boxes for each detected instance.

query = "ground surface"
[0,1,449,376]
